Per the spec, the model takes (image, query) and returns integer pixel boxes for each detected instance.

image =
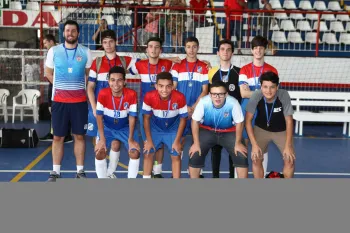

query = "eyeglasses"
[210,92,227,98]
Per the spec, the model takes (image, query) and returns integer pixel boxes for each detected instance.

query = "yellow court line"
[10,146,52,182]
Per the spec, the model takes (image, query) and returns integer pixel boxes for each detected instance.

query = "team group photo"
[39,19,297,181]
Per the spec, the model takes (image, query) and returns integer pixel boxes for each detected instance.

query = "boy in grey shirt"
[245,72,296,178]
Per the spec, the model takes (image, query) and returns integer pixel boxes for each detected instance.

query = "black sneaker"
[153,174,163,178]
[75,170,87,179]
[199,175,204,178]
[64,134,73,143]
[47,171,60,182]
[40,133,53,141]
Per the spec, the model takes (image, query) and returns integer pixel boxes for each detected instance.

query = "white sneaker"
[107,173,117,179]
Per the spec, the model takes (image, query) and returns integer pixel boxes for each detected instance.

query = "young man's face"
[64,24,79,44]
[217,43,233,62]
[108,73,125,94]
[251,46,266,60]
[261,80,278,101]
[102,37,116,54]
[43,39,55,50]
[146,41,162,59]
[185,41,199,60]
[156,79,173,99]
[210,86,228,108]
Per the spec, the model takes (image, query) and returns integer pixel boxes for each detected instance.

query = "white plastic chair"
[339,33,350,45]
[0,89,10,123]
[280,19,296,31]
[283,0,297,9]
[26,2,40,11]
[330,21,345,33]
[322,33,339,44]
[305,32,322,43]
[328,1,342,11]
[299,0,313,10]
[271,31,288,43]
[313,1,328,11]
[270,0,283,9]
[297,20,312,31]
[288,32,304,43]
[12,89,41,124]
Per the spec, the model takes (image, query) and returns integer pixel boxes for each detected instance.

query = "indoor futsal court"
[0,120,349,182]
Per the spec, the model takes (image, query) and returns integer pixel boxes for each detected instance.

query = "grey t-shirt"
[246,89,294,132]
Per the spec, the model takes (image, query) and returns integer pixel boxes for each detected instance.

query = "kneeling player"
[245,71,295,178]
[142,72,188,178]
[188,81,248,178]
[94,66,140,178]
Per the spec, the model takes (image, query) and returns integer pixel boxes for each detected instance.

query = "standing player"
[188,81,248,178]
[239,35,278,176]
[45,20,93,181]
[40,34,73,143]
[245,72,295,178]
[130,37,174,178]
[142,72,188,179]
[208,39,242,178]
[87,30,138,178]
[171,36,209,177]
[94,66,140,178]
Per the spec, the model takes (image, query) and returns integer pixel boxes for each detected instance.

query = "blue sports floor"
[0,119,349,182]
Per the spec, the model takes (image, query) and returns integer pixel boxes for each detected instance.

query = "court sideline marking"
[10,146,52,182]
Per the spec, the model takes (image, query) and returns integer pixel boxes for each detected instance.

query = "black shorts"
[189,128,248,168]
[48,83,53,106]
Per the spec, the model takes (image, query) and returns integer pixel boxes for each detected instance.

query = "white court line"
[1,170,350,176]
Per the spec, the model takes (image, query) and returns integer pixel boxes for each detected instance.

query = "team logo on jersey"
[124,102,129,109]
[172,103,178,110]
[161,66,166,72]
[76,56,82,62]
[223,112,229,118]
[229,84,235,91]
[150,75,157,83]
[197,66,202,73]
[274,107,282,113]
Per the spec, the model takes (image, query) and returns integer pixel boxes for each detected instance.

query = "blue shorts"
[148,131,180,156]
[51,101,88,137]
[97,127,140,150]
[139,111,146,141]
[87,108,98,137]
[241,99,257,140]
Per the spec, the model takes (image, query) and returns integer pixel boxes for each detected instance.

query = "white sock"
[128,158,140,178]
[153,163,162,175]
[180,151,183,160]
[53,165,61,175]
[107,150,120,176]
[95,159,108,178]
[143,175,151,179]
[263,152,268,177]
[234,168,238,179]
[200,169,203,175]
[77,165,84,173]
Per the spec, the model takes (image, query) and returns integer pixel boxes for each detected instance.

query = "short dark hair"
[218,39,234,52]
[251,35,268,49]
[260,71,279,85]
[156,72,173,83]
[108,66,126,80]
[185,36,199,46]
[147,37,163,47]
[210,81,228,93]
[44,34,56,43]
[101,29,116,42]
[64,20,80,33]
